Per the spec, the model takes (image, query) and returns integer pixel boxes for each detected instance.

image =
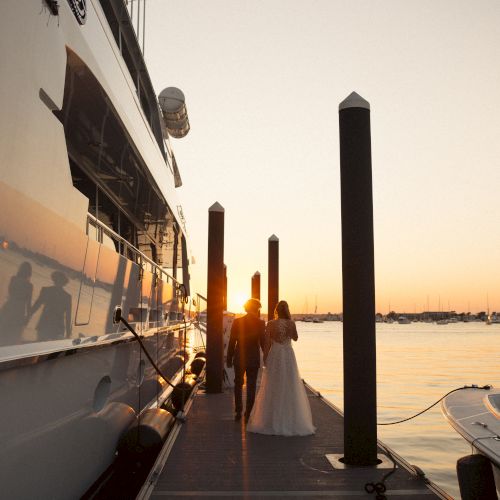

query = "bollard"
[339,92,378,466]
[268,236,279,321]
[251,271,261,300]
[206,202,225,393]
[457,454,498,500]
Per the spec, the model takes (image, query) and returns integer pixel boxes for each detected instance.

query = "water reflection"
[0,262,33,346]
[31,271,72,340]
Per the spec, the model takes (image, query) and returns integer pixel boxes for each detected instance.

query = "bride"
[247,300,315,436]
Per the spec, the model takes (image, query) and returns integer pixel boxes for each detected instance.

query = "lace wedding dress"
[247,318,315,436]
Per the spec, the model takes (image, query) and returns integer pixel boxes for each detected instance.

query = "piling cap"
[339,92,370,111]
[209,202,225,212]
[253,271,261,276]
[268,234,279,242]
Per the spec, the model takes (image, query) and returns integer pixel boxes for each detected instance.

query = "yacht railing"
[125,0,147,56]
[86,213,183,291]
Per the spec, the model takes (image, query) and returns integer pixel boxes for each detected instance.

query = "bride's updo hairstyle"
[274,300,291,320]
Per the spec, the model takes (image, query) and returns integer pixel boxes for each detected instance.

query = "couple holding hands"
[226,299,315,436]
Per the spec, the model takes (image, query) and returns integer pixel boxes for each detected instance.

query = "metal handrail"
[86,213,182,290]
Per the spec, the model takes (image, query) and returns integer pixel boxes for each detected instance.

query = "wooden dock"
[138,384,450,499]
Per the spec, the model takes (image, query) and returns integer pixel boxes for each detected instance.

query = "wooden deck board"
[148,387,445,499]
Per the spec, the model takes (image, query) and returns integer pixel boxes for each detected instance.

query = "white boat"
[0,1,198,498]
[397,316,411,324]
[488,313,500,324]
[436,319,449,325]
[442,386,500,494]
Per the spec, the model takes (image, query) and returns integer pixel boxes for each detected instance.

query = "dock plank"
[148,387,445,499]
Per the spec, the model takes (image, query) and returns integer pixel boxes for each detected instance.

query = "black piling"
[251,271,261,300]
[267,235,279,321]
[206,202,225,393]
[223,264,227,311]
[339,92,378,466]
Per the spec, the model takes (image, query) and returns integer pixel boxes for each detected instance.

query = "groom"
[226,298,266,422]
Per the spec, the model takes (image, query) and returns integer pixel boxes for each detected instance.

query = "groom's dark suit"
[226,312,266,419]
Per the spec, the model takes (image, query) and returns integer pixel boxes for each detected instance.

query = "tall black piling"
[268,235,279,321]
[251,271,261,300]
[223,264,227,311]
[339,92,378,465]
[206,202,225,393]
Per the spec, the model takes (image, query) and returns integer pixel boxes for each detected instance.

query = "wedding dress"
[247,318,315,436]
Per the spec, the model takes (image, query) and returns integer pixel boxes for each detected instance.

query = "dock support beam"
[206,202,225,393]
[251,271,261,300]
[339,92,378,465]
[268,235,279,321]
[223,264,227,311]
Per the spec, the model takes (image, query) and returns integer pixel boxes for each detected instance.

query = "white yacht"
[0,1,198,498]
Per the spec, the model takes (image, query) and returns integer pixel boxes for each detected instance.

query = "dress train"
[247,338,315,436]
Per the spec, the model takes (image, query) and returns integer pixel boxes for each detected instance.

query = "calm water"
[294,321,500,498]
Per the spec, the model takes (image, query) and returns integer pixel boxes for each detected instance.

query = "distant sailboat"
[486,293,492,325]
[302,296,312,321]
[313,296,323,323]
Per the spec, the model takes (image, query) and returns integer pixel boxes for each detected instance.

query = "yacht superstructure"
[0,1,195,497]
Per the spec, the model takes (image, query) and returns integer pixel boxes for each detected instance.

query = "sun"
[229,291,250,313]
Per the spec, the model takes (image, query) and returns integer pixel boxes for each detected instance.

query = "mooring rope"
[366,384,492,498]
[115,309,194,391]
[377,384,492,426]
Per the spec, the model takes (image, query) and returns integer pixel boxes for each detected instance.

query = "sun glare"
[230,291,250,313]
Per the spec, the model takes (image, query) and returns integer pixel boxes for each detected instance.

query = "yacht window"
[55,49,170,265]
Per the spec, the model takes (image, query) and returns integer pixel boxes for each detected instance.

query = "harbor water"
[294,321,500,498]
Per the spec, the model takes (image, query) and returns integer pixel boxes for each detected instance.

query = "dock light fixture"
[159,87,190,139]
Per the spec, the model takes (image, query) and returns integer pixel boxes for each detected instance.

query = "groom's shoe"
[234,412,242,421]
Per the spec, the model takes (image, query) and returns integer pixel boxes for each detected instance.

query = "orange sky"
[145,1,500,315]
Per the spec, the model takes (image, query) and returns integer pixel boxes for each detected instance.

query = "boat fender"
[456,454,497,500]
[117,408,174,461]
[171,377,196,411]
[189,357,206,376]
[194,350,206,359]
[177,349,190,362]
[172,354,186,368]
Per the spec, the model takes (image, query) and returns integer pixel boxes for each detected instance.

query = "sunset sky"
[145,0,500,314]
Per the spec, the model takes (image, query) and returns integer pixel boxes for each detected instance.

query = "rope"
[363,385,492,497]
[377,385,492,426]
[364,443,398,500]
[116,311,193,392]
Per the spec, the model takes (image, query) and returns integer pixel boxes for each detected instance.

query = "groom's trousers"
[234,364,259,417]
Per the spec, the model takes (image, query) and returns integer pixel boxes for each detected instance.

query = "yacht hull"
[0,1,193,497]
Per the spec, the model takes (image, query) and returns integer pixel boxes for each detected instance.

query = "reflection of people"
[0,262,33,346]
[247,300,315,436]
[226,299,266,422]
[31,271,72,341]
